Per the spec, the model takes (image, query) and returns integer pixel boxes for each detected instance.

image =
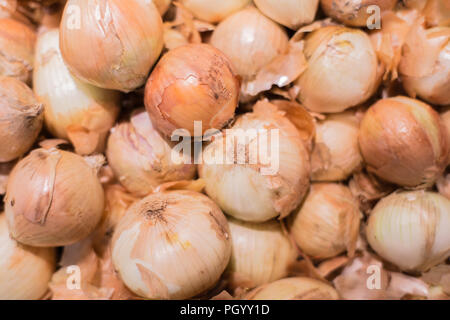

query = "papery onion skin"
[296,26,379,113]
[320,0,398,27]
[199,101,311,222]
[311,111,362,181]
[106,108,196,197]
[59,0,163,92]
[399,27,450,106]
[289,183,361,259]
[152,0,171,15]
[246,277,340,300]
[111,190,232,300]
[5,148,104,247]
[227,217,297,288]
[180,0,250,23]
[210,7,289,81]
[144,43,239,137]
[0,76,43,162]
[367,191,450,272]
[0,214,55,300]
[0,18,36,83]
[254,0,319,29]
[34,29,120,155]
[359,96,449,188]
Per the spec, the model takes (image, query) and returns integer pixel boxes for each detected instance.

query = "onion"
[33,29,120,155]
[211,7,289,82]
[106,108,196,196]
[0,76,43,162]
[199,100,310,222]
[59,0,164,92]
[320,0,398,27]
[367,191,450,272]
[0,18,36,83]
[246,277,340,300]
[4,148,104,247]
[152,0,172,15]
[289,183,361,259]
[311,111,362,181]
[227,217,296,288]
[399,25,450,105]
[0,214,55,300]
[295,26,379,113]
[422,0,450,27]
[111,190,232,299]
[180,0,250,23]
[144,43,239,137]
[359,96,449,188]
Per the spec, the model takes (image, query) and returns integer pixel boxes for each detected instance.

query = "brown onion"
[359,96,449,187]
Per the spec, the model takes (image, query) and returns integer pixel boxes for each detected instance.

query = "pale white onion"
[180,0,250,23]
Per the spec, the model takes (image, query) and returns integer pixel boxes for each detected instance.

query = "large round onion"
[111,190,232,299]
[180,0,250,23]
[59,0,163,92]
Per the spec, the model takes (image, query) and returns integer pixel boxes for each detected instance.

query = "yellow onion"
[442,107,450,163]
[144,43,239,137]
[246,277,340,300]
[59,0,163,92]
[226,217,297,288]
[106,108,196,197]
[199,100,310,222]
[296,26,379,113]
[111,190,232,299]
[422,0,450,27]
[437,173,450,200]
[320,0,398,27]
[0,18,36,83]
[5,148,104,247]
[34,29,120,155]
[311,111,362,181]
[359,96,449,188]
[254,0,319,29]
[0,160,15,195]
[0,76,43,162]
[399,26,450,105]
[180,0,250,23]
[211,7,289,82]
[367,191,450,272]
[0,214,55,300]
[289,183,361,259]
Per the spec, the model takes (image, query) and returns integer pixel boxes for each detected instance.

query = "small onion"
[359,96,449,188]
[320,0,398,27]
[367,191,450,272]
[442,106,450,148]
[5,148,104,247]
[399,26,450,105]
[296,26,379,113]
[199,101,310,222]
[111,190,232,299]
[311,111,362,181]
[106,108,196,197]
[246,277,340,300]
[34,29,120,155]
[227,217,296,288]
[180,0,250,23]
[144,43,239,137]
[0,214,56,300]
[0,76,43,162]
[289,183,361,259]
[59,0,164,92]
[0,18,36,83]
[210,7,289,82]
[254,0,319,29]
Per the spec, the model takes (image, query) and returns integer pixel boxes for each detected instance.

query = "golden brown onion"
[144,43,239,137]
[106,108,196,196]
[59,0,163,92]
[111,190,232,299]
[34,29,120,155]
[5,148,104,247]
[289,183,361,259]
[0,76,43,162]
[359,96,449,188]
[180,0,250,23]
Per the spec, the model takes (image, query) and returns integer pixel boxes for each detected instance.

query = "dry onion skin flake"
[111,190,232,299]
